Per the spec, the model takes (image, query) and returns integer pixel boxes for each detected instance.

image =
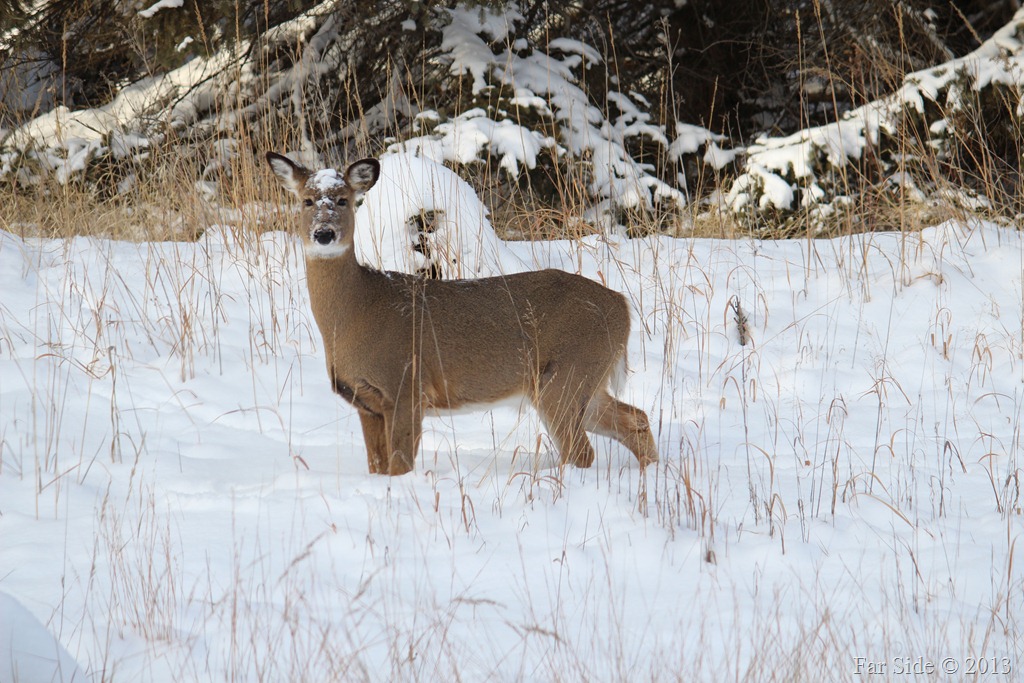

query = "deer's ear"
[345,159,380,194]
[266,152,311,197]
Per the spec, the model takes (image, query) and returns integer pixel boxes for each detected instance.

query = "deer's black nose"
[313,228,335,245]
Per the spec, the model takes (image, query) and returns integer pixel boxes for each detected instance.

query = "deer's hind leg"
[585,391,659,467]
[534,362,596,468]
[539,406,595,468]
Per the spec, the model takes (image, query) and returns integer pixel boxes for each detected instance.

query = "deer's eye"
[303,198,314,207]
[337,198,347,207]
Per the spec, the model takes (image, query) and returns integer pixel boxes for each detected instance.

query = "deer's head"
[266,152,380,258]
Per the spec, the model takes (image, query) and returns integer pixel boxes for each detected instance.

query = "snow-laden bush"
[726,7,1024,229]
[389,4,692,223]
[0,2,728,233]
[3,1,1024,238]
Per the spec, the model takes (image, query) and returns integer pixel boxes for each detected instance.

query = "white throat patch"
[304,242,350,259]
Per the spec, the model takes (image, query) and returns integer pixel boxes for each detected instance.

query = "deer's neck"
[304,247,368,323]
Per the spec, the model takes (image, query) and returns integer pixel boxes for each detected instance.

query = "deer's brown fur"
[267,152,658,475]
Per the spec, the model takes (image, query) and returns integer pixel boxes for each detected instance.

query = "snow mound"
[0,592,87,683]
[357,152,515,277]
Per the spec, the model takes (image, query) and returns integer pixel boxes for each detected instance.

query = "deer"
[266,152,659,475]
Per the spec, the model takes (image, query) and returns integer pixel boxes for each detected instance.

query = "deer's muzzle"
[312,228,336,245]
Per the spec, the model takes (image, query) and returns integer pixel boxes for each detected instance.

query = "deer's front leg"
[358,411,389,474]
[384,393,422,475]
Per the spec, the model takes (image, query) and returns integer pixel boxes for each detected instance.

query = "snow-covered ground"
[1,211,1022,680]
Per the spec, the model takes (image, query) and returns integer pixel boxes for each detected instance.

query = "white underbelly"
[425,393,529,417]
